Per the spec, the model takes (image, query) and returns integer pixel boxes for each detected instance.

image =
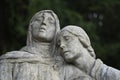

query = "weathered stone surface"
[0,10,95,80]
[57,25,120,80]
[2,10,119,80]
[0,60,59,80]
[0,10,60,80]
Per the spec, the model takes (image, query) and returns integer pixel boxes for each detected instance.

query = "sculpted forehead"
[37,13,54,19]
[59,30,77,41]
[60,30,75,37]
[33,12,55,20]
[43,13,54,18]
[60,31,70,37]
[37,13,43,17]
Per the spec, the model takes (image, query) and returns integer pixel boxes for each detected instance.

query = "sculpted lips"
[63,51,70,55]
[39,25,46,32]
[39,27,46,32]
[64,51,69,53]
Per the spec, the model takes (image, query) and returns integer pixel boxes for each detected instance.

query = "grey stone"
[0,10,60,80]
[0,10,93,80]
[1,10,119,80]
[57,25,120,80]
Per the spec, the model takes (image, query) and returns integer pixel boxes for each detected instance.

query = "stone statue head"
[57,25,95,62]
[25,10,60,56]
[27,10,60,46]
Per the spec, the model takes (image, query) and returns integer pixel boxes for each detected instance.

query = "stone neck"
[31,39,51,49]
[29,39,53,57]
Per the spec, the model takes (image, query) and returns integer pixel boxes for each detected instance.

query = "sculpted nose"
[42,15,47,25]
[42,19,46,25]
[42,18,45,23]
[60,42,65,50]
[41,15,46,25]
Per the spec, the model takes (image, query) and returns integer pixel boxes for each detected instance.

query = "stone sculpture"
[0,10,120,80]
[0,10,94,80]
[0,10,60,80]
[57,25,120,80]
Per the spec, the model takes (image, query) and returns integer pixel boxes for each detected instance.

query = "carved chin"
[64,52,75,62]
[38,32,46,38]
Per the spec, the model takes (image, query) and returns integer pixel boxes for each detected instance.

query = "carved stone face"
[31,13,56,42]
[58,31,84,62]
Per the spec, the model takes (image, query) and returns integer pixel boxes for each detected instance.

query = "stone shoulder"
[0,51,35,59]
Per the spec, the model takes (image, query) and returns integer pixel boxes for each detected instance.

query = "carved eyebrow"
[62,35,72,40]
[62,34,71,37]
[35,17,43,21]
[48,17,53,19]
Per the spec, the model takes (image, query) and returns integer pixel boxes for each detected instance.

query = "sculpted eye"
[34,17,43,23]
[48,17,54,24]
[48,17,52,20]
[64,36,71,41]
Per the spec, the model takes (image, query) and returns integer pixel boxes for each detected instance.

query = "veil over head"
[27,10,60,46]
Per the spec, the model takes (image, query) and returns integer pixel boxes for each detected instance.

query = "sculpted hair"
[60,25,96,58]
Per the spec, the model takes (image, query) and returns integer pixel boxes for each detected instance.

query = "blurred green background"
[0,0,120,69]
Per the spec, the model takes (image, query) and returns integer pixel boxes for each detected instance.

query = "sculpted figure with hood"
[0,10,60,80]
[0,10,94,80]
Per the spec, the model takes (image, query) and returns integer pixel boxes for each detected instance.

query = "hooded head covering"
[27,10,60,46]
[60,25,96,58]
[1,10,60,60]
[20,10,60,57]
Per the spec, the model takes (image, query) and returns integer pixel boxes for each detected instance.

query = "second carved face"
[58,30,84,62]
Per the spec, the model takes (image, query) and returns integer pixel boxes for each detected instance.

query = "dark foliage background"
[0,0,120,69]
